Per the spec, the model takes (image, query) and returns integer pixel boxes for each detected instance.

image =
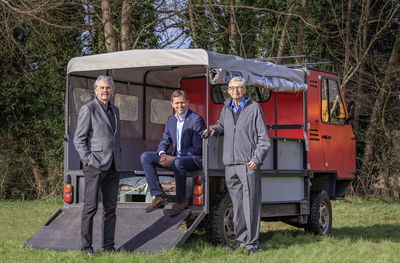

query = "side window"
[150,99,173,124]
[114,94,138,121]
[73,88,94,114]
[321,78,346,124]
[211,84,271,104]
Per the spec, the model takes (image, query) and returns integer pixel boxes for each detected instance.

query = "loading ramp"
[23,204,195,253]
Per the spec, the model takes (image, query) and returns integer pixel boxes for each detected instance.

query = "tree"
[0,0,84,199]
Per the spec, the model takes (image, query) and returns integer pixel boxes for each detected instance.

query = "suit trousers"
[225,164,261,250]
[140,152,200,203]
[81,162,119,249]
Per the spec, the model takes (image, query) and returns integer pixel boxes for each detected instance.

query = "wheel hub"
[223,204,236,241]
[319,201,329,232]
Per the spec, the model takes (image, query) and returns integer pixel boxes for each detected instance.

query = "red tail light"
[193,196,203,206]
[193,175,203,206]
[64,175,73,204]
[64,193,72,203]
[193,176,203,185]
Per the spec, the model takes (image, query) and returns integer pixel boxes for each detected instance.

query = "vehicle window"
[150,99,173,124]
[321,78,346,124]
[73,88,94,114]
[211,84,271,104]
[114,94,138,121]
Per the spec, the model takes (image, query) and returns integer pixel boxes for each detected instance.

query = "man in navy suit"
[140,90,205,216]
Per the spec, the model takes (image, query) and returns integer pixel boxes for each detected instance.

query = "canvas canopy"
[67,49,307,92]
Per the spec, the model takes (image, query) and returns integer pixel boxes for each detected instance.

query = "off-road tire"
[305,189,332,235]
[205,191,236,244]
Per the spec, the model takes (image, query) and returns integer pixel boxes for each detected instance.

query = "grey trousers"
[225,164,261,250]
[81,162,119,249]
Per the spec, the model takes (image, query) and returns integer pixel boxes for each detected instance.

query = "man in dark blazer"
[74,75,122,254]
[140,90,205,216]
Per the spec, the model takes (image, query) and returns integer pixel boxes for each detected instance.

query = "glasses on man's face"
[98,86,112,90]
[228,86,245,90]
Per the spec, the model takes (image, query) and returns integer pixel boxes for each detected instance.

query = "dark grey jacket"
[73,99,122,171]
[210,98,271,166]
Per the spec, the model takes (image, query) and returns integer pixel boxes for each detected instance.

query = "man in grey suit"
[205,77,270,254]
[74,75,122,254]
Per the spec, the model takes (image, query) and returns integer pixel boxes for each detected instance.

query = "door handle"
[322,135,332,139]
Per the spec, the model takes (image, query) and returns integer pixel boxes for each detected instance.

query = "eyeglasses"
[228,86,245,90]
[97,86,112,90]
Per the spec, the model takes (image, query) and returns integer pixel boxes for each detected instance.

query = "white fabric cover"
[67,49,307,89]
[207,52,305,83]
[209,68,308,93]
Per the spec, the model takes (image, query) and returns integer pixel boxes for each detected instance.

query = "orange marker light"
[193,185,203,195]
[64,184,72,193]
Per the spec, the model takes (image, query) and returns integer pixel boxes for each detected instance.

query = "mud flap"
[23,204,192,253]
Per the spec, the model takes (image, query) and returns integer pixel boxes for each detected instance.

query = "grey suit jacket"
[73,99,122,171]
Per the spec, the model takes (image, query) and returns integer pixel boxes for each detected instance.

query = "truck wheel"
[305,190,332,235]
[205,191,236,244]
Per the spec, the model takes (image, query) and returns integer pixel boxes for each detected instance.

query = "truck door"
[318,77,355,179]
[306,71,327,171]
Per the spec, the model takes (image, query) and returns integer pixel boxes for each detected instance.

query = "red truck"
[24,50,355,252]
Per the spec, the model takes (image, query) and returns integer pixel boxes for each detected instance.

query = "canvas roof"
[67,49,305,88]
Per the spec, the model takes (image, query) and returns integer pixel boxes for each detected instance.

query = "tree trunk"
[120,0,132,51]
[343,0,353,76]
[389,130,400,199]
[101,0,118,52]
[277,2,294,61]
[28,156,45,198]
[295,0,306,59]
[229,0,238,55]
[359,25,400,195]
[353,0,370,134]
[188,0,198,48]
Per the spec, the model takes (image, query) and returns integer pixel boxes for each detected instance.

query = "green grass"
[0,198,399,263]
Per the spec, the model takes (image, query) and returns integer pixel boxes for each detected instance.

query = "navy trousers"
[140,152,200,203]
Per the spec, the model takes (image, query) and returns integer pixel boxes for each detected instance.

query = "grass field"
[0,198,399,263]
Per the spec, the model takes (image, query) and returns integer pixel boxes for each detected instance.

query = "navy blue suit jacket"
[157,109,205,169]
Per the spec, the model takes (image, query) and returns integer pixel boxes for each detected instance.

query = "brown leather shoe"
[145,194,168,212]
[169,199,189,216]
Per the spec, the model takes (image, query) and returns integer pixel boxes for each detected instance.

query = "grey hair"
[229,76,246,87]
[94,75,115,89]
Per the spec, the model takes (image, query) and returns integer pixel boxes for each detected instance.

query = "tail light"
[63,175,73,204]
[193,196,203,206]
[193,176,203,185]
[64,184,72,193]
[193,175,203,206]
[64,193,73,203]
[193,185,203,195]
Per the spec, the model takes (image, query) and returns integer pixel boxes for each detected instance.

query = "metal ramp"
[23,204,192,253]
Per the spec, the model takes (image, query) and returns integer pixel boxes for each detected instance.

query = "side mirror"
[346,100,355,121]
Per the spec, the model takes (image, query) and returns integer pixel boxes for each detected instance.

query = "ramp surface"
[23,205,190,253]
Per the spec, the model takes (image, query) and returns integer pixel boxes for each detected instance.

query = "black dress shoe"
[81,247,94,255]
[247,247,260,255]
[225,241,241,251]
